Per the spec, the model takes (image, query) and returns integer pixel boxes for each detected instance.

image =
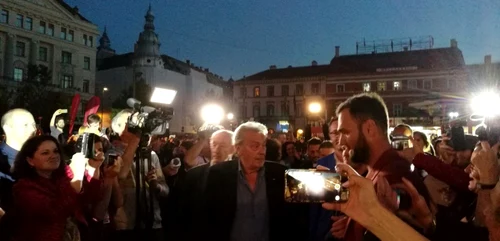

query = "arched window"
[267,104,274,116]
[253,105,260,117]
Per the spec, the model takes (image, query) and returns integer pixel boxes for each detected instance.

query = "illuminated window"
[253,87,260,97]
[363,83,370,92]
[393,81,401,91]
[377,82,386,91]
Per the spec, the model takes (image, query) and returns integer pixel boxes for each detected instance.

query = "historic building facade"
[0,0,99,111]
[96,5,229,133]
[233,40,468,134]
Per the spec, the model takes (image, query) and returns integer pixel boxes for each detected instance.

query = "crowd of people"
[0,92,499,241]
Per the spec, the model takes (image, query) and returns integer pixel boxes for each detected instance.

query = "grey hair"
[211,129,235,145]
[233,121,268,145]
[111,109,133,134]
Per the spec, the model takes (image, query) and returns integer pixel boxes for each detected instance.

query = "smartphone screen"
[108,154,117,166]
[285,169,349,203]
[391,135,410,151]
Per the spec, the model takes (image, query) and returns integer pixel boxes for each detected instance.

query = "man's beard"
[350,132,370,164]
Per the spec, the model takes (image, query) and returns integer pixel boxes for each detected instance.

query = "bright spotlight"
[201,104,224,124]
[471,91,500,117]
[308,102,322,114]
[227,113,234,120]
[448,112,459,119]
[150,87,177,105]
[297,129,304,135]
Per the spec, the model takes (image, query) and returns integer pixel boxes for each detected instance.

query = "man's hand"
[104,156,122,179]
[330,216,348,239]
[162,164,180,177]
[146,168,159,186]
[470,142,500,186]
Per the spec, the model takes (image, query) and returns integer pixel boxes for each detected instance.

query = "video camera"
[126,98,174,136]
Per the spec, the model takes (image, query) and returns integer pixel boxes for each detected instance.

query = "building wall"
[0,0,99,115]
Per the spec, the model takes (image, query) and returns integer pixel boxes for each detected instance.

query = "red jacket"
[11,165,101,241]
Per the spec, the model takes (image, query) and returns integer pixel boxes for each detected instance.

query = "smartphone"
[108,154,118,166]
[285,169,349,203]
[75,133,98,159]
[391,135,410,151]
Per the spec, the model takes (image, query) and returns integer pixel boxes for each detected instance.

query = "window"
[61,51,72,64]
[393,103,402,117]
[253,87,260,97]
[61,75,73,88]
[16,14,23,28]
[311,83,319,94]
[296,84,304,95]
[68,30,74,42]
[0,10,8,23]
[83,34,87,45]
[336,84,345,92]
[47,24,54,36]
[83,57,90,70]
[82,79,90,93]
[38,47,47,61]
[423,79,432,90]
[240,105,247,118]
[60,27,67,40]
[282,85,289,96]
[240,87,246,97]
[88,36,93,47]
[15,42,25,56]
[296,103,303,116]
[253,105,260,117]
[363,82,371,92]
[24,17,32,30]
[14,68,23,81]
[281,101,289,116]
[408,79,417,89]
[267,104,275,116]
[377,81,386,91]
[39,21,46,34]
[267,86,274,97]
[393,81,401,91]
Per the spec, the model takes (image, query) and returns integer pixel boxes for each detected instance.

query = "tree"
[112,78,153,109]
[11,64,71,129]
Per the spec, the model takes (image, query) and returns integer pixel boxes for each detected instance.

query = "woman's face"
[413,134,425,152]
[286,143,295,157]
[27,140,61,173]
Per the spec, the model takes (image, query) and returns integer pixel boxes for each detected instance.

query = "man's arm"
[152,152,169,197]
[184,138,206,169]
[118,132,140,179]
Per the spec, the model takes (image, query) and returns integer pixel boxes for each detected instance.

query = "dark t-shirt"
[0,142,17,210]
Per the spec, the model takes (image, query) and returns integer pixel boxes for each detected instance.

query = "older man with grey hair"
[181,121,308,241]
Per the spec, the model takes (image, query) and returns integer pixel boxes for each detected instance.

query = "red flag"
[83,96,101,126]
[68,94,81,135]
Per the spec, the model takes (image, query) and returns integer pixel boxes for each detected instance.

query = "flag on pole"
[68,94,80,135]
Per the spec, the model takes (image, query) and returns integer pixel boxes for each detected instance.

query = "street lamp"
[201,103,225,125]
[102,87,109,117]
[308,102,322,114]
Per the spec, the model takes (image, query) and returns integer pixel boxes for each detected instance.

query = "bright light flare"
[227,113,234,120]
[297,129,304,134]
[308,102,322,114]
[471,91,500,117]
[150,87,177,105]
[448,112,459,119]
[201,104,224,124]
[289,171,326,194]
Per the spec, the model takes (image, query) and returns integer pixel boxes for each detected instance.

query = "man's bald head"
[1,109,36,150]
[211,130,234,144]
[1,109,33,129]
[210,130,235,164]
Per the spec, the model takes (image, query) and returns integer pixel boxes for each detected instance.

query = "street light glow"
[103,87,108,92]
[471,91,500,117]
[227,113,234,120]
[201,104,224,124]
[297,129,304,134]
[308,102,322,113]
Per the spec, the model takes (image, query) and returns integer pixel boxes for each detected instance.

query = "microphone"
[127,98,141,109]
[141,106,156,113]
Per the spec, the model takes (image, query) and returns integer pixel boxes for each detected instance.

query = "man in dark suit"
[199,121,307,241]
[332,93,432,241]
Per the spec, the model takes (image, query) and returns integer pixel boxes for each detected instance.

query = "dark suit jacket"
[200,160,308,241]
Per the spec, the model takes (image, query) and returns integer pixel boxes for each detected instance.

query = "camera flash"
[410,164,415,172]
[334,184,341,190]
[335,195,340,201]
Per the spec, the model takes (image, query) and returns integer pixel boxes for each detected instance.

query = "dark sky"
[65,0,500,80]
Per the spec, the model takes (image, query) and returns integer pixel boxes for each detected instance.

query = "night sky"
[65,0,500,80]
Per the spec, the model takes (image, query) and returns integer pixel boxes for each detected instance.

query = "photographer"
[183,124,224,170]
[110,110,169,241]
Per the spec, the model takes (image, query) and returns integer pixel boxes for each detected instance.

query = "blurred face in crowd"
[337,109,370,164]
[56,119,65,129]
[319,147,335,158]
[278,134,287,144]
[285,143,296,158]
[329,120,340,147]
[93,141,105,162]
[3,110,36,146]
[307,144,320,162]
[236,130,266,172]
[210,131,234,164]
[27,140,61,174]
[412,133,426,152]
